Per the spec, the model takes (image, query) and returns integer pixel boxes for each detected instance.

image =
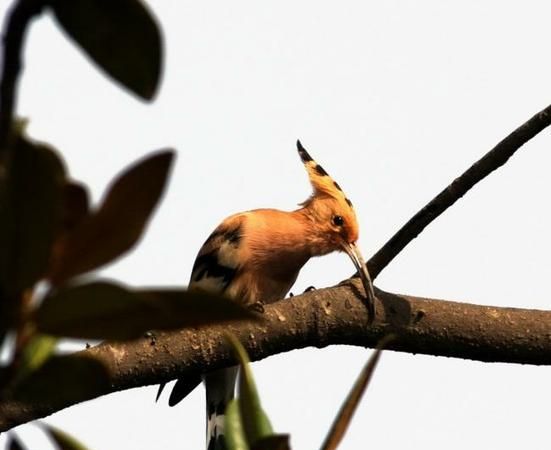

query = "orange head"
[297,139,360,251]
[296,140,376,317]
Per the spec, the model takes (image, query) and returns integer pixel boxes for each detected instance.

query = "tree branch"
[2,279,551,431]
[368,102,551,279]
[1,0,549,439]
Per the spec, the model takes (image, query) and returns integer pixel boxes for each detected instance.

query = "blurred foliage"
[0,133,65,297]
[50,0,163,100]
[6,423,92,450]
[0,1,388,449]
[37,282,258,340]
[42,423,91,450]
[319,335,394,450]
[12,355,110,405]
[251,436,292,450]
[47,150,174,284]
[225,334,390,450]
[10,334,57,388]
[225,334,283,450]
[0,0,254,447]
[6,435,25,450]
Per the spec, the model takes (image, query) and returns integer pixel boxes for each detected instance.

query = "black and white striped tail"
[205,366,239,450]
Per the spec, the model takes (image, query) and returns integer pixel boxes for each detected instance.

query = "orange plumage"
[166,141,375,450]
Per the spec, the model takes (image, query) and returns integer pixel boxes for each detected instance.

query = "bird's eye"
[332,215,344,227]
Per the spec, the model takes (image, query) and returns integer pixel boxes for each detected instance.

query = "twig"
[368,102,551,279]
[0,0,44,153]
[2,281,551,431]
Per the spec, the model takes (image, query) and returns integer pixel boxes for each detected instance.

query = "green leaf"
[225,398,250,450]
[319,335,395,450]
[226,334,273,444]
[0,134,65,297]
[50,0,163,100]
[36,282,258,340]
[251,435,291,450]
[12,334,58,386]
[42,423,91,450]
[48,150,174,285]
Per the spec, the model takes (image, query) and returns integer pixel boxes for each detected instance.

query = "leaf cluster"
[0,1,397,449]
[223,334,393,450]
[0,0,255,448]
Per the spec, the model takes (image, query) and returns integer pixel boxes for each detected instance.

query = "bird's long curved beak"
[341,242,376,321]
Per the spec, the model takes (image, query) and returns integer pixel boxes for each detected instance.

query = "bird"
[163,140,376,450]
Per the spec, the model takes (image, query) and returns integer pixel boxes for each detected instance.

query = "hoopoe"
[186,141,375,450]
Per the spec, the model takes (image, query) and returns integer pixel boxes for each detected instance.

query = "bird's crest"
[296,140,354,209]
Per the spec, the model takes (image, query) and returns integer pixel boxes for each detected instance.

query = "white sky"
[1,1,551,449]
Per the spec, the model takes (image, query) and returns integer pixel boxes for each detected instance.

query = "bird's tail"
[205,366,239,450]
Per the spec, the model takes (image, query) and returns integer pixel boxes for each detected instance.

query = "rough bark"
[1,280,550,431]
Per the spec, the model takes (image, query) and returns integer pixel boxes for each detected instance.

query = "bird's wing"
[189,214,245,294]
[188,214,248,450]
[158,214,247,408]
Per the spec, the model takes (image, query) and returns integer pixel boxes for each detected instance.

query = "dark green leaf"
[142,289,260,329]
[7,434,26,450]
[252,435,291,450]
[320,335,395,450]
[36,282,258,340]
[13,355,109,404]
[42,423,91,450]
[50,0,163,100]
[48,150,174,285]
[167,373,202,406]
[0,134,65,297]
[227,334,273,444]
[225,398,249,450]
[60,181,90,232]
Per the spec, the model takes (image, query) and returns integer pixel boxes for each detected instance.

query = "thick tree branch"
[368,102,551,279]
[1,279,551,431]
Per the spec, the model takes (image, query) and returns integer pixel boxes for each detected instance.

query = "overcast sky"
[2,1,551,449]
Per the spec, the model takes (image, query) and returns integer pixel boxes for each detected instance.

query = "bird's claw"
[303,286,316,293]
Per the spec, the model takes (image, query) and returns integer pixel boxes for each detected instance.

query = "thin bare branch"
[368,102,551,279]
[1,279,551,431]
